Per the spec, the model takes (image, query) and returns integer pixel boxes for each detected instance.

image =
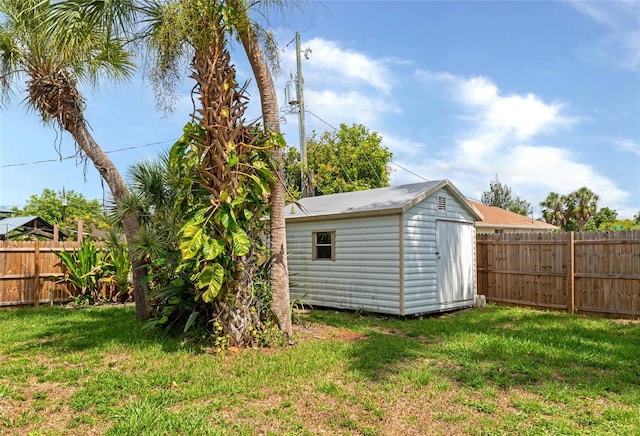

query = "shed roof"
[469,200,558,230]
[0,216,58,238]
[285,180,483,222]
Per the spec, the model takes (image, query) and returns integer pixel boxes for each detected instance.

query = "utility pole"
[61,186,67,224]
[295,31,310,197]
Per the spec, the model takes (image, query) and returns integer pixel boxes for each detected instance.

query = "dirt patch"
[0,377,88,435]
[610,318,640,325]
[293,323,368,343]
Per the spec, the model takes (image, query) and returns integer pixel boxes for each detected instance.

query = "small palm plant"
[55,239,104,304]
[102,230,132,302]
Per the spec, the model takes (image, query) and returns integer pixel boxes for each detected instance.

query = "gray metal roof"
[0,216,54,237]
[285,180,483,221]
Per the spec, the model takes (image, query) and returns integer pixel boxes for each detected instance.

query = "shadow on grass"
[311,307,640,396]
[0,305,185,355]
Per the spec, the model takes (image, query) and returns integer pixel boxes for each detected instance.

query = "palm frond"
[0,25,23,100]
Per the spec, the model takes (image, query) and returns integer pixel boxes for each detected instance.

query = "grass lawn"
[0,304,639,435]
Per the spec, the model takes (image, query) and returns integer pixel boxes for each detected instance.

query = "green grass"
[0,304,639,435]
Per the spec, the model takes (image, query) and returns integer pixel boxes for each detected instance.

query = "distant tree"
[564,219,578,232]
[14,188,108,237]
[481,176,531,216]
[540,192,567,228]
[584,207,617,231]
[634,211,640,225]
[598,219,640,231]
[283,123,393,198]
[565,187,599,232]
[508,198,532,217]
[282,146,302,200]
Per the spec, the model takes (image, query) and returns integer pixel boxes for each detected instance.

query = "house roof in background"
[469,200,558,230]
[0,216,56,237]
[285,180,483,222]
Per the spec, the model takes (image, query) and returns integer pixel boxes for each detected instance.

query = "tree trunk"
[233,14,292,336]
[72,123,151,321]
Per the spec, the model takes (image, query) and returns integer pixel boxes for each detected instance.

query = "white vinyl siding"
[287,214,401,314]
[285,184,478,316]
[402,188,476,315]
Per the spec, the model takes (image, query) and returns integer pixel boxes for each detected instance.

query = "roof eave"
[401,179,484,221]
[285,207,403,223]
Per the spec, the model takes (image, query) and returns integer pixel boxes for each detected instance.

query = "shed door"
[436,221,474,306]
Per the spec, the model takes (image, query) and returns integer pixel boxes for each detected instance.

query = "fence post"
[78,220,84,243]
[567,232,575,313]
[34,239,41,307]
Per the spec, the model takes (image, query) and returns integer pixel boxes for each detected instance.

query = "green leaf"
[169,140,187,169]
[142,315,168,331]
[179,210,208,260]
[220,191,231,204]
[269,131,287,148]
[249,174,270,197]
[231,229,250,256]
[202,238,224,260]
[197,264,224,303]
[220,206,236,230]
[184,311,200,333]
[227,151,238,168]
[179,225,205,260]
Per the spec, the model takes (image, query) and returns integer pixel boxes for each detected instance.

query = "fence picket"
[0,241,81,306]
[477,230,640,316]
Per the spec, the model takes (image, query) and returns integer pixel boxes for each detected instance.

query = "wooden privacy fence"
[477,231,640,317]
[0,240,81,307]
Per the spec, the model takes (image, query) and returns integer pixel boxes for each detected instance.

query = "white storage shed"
[284,180,483,316]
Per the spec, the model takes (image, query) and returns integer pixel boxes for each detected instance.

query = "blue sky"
[1,0,639,218]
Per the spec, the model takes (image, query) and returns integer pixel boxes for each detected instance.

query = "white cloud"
[486,94,563,139]
[393,71,633,215]
[456,76,569,139]
[419,72,571,139]
[501,145,628,204]
[273,37,401,138]
[304,89,399,129]
[567,0,640,71]
[280,37,393,94]
[380,134,428,159]
[458,76,498,106]
[610,138,640,157]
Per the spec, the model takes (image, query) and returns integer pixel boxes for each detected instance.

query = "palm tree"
[0,0,150,320]
[224,0,292,335]
[565,187,599,232]
[540,192,567,229]
[116,154,183,261]
[137,0,285,343]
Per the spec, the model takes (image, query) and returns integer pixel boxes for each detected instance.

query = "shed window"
[437,196,447,211]
[313,231,335,261]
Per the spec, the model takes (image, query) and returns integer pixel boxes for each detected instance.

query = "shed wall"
[403,188,477,315]
[286,214,401,314]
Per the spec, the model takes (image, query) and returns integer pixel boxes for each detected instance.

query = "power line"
[389,161,429,182]
[1,138,176,169]
[306,109,339,132]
